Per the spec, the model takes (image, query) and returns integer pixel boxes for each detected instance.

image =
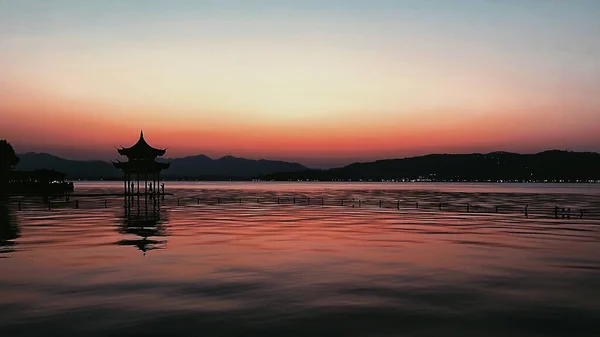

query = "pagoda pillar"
[154,172,158,199]
[159,172,162,203]
[137,173,140,209]
[144,172,148,211]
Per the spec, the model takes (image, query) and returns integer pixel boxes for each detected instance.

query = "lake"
[1,182,600,336]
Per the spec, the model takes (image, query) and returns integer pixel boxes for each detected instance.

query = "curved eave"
[117,147,166,158]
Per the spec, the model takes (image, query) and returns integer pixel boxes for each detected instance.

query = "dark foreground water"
[1,182,600,336]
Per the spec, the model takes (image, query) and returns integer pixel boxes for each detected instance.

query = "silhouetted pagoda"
[113,131,170,199]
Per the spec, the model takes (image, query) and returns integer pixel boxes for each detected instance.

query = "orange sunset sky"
[1,1,599,168]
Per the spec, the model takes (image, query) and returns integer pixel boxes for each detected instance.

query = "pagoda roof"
[117,131,166,158]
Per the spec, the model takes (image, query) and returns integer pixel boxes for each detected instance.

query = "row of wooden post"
[176,198,588,219]
[15,198,588,219]
[175,198,520,214]
[554,206,584,219]
[26,199,111,210]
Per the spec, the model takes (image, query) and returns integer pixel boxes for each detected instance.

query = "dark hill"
[16,153,120,180]
[164,154,307,178]
[263,151,600,182]
[16,153,308,180]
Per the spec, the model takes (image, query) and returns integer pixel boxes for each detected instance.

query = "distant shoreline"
[16,150,600,183]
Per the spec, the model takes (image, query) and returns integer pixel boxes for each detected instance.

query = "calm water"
[1,182,600,336]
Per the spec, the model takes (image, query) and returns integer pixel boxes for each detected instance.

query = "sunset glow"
[1,1,599,167]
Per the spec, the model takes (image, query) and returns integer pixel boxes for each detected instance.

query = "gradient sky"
[1,0,599,168]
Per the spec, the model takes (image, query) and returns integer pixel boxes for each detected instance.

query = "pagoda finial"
[140,130,144,139]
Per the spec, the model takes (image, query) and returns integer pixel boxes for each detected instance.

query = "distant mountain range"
[15,153,307,180]
[14,150,600,182]
[263,150,600,182]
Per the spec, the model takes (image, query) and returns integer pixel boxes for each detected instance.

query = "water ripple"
[1,183,600,336]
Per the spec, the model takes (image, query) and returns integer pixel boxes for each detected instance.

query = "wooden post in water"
[48,201,51,210]
[217,197,220,204]
[359,200,362,208]
[321,198,324,206]
[18,201,21,211]
[76,200,79,209]
[178,198,180,206]
[466,203,470,213]
[416,202,419,209]
[397,200,400,210]
[307,198,310,205]
[525,204,528,218]
[277,197,280,204]
[239,198,242,204]
[555,206,558,219]
[293,198,296,204]
[580,209,584,219]
[197,198,200,204]
[379,200,382,208]
[105,200,108,208]
[257,198,260,203]
[439,203,442,211]
[341,199,345,206]
[495,206,499,213]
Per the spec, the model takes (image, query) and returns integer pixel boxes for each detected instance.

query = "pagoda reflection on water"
[116,208,169,255]
[112,131,170,212]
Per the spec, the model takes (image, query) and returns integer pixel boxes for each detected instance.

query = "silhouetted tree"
[0,139,19,194]
[0,139,19,169]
